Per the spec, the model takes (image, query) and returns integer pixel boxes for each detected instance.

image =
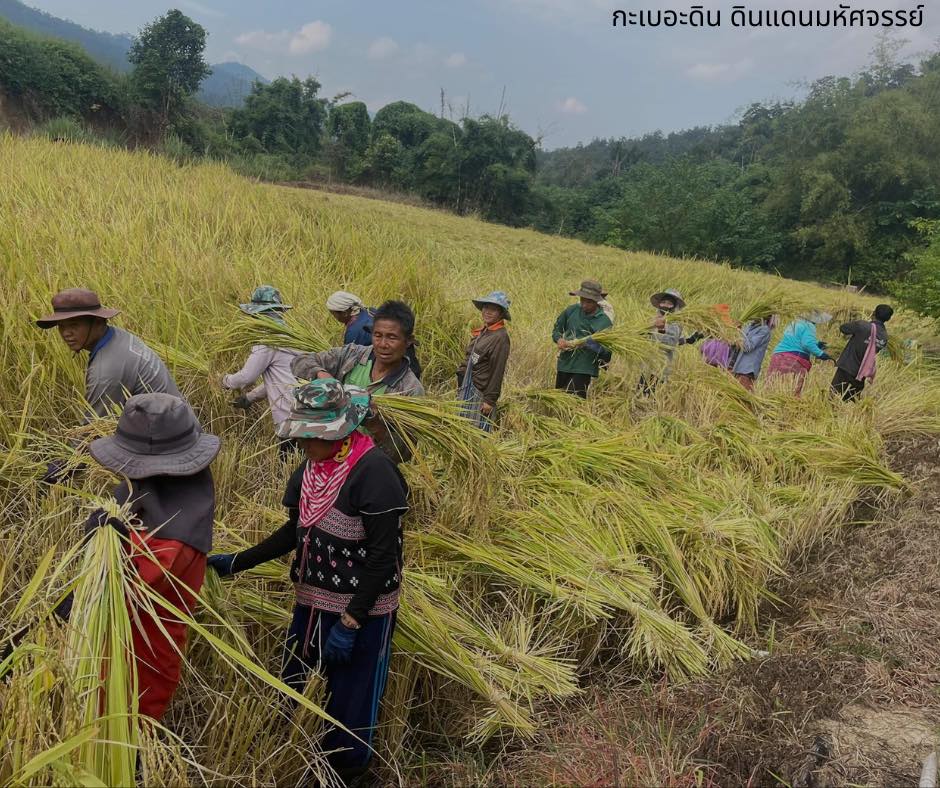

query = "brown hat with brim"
[568,279,605,303]
[89,393,220,479]
[36,288,120,328]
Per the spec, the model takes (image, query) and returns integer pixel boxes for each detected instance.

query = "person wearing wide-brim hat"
[767,310,835,396]
[60,393,220,720]
[207,378,409,783]
[34,287,183,422]
[639,288,703,396]
[221,285,301,460]
[457,291,512,430]
[552,280,613,398]
[34,287,185,485]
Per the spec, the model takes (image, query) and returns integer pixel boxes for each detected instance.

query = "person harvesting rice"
[220,286,300,459]
[293,300,424,462]
[767,311,834,395]
[457,291,511,431]
[207,379,407,785]
[61,393,220,720]
[731,316,776,391]
[831,304,893,401]
[35,287,184,482]
[552,280,613,398]
[327,291,374,347]
[639,288,702,395]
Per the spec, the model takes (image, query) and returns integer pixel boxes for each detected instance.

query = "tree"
[326,101,371,179]
[230,77,328,158]
[128,9,210,135]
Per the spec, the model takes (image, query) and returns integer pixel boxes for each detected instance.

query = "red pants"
[127,533,205,720]
[734,373,755,392]
[767,352,812,395]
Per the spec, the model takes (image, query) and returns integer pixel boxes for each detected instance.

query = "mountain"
[0,0,267,106]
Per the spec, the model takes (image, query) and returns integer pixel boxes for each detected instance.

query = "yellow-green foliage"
[3,134,940,785]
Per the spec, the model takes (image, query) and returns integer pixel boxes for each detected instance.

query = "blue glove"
[207,553,238,577]
[584,338,603,354]
[42,460,68,485]
[323,620,358,665]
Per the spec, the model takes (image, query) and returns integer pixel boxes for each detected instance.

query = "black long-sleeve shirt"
[231,448,408,621]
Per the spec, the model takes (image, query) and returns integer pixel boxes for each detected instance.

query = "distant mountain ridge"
[0,0,267,106]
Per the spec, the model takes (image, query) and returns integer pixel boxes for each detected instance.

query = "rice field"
[2,133,940,786]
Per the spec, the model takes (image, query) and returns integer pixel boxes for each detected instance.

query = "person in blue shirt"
[731,316,776,391]
[766,311,834,395]
[327,291,374,347]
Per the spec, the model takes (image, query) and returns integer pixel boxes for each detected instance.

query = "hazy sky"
[24,1,940,149]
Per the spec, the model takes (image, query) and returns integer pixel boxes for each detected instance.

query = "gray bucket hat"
[278,378,371,441]
[239,285,292,316]
[569,280,605,303]
[650,288,686,311]
[89,393,220,479]
[471,290,511,321]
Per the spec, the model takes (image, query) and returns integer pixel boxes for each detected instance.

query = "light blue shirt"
[771,320,826,359]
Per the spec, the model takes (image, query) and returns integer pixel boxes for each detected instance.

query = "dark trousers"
[555,371,592,399]
[831,367,865,402]
[282,605,396,777]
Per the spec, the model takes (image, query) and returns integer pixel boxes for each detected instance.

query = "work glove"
[583,338,603,354]
[685,331,704,344]
[41,460,68,485]
[817,341,828,350]
[323,620,358,665]
[230,395,252,410]
[819,352,834,362]
[207,553,238,577]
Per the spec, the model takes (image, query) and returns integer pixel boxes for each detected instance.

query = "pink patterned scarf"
[298,430,375,528]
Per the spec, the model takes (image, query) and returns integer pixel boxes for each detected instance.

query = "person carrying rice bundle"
[60,393,220,720]
[457,291,511,431]
[208,379,407,785]
[767,311,834,395]
[699,304,738,370]
[831,304,893,401]
[220,285,300,460]
[292,300,424,462]
[552,279,613,399]
[731,315,776,391]
[639,288,702,395]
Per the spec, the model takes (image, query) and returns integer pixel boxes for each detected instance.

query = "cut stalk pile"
[3,134,940,785]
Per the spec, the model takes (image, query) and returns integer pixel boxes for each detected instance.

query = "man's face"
[580,298,598,315]
[372,318,409,366]
[56,317,96,352]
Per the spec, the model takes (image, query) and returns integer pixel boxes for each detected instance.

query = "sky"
[24,0,940,149]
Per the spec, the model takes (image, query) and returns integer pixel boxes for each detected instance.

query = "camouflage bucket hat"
[278,378,371,441]
[239,285,292,316]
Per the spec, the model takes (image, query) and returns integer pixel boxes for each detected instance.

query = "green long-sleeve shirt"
[552,304,613,376]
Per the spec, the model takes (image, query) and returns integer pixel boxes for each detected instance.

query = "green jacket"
[552,304,613,376]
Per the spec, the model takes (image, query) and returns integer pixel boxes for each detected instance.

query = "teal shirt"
[552,304,613,376]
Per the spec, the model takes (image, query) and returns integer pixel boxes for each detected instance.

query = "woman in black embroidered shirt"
[208,378,407,783]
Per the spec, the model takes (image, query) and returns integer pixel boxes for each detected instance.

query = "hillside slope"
[2,135,940,786]
[0,0,267,105]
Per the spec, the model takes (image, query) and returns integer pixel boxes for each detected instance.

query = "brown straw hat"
[35,288,120,328]
[89,393,220,479]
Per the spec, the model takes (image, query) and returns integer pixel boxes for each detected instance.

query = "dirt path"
[489,437,940,787]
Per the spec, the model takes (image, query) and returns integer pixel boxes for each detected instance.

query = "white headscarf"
[326,291,364,315]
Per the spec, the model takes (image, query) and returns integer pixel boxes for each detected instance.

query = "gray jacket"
[86,327,182,420]
[292,344,424,396]
[732,322,772,378]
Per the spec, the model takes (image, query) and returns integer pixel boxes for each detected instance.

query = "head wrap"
[326,291,364,315]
